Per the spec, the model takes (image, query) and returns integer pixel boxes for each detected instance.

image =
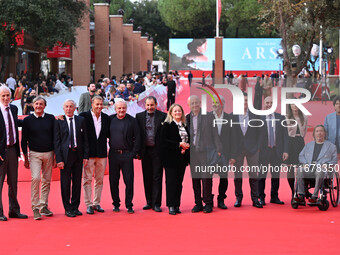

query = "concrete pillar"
[215,37,223,84]
[94,3,110,82]
[132,31,141,73]
[72,0,90,86]
[146,41,153,72]
[140,36,148,72]
[110,15,124,79]
[123,24,134,74]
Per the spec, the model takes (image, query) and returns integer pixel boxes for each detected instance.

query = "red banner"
[47,43,71,58]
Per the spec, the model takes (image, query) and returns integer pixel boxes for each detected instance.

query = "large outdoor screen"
[169,38,282,71]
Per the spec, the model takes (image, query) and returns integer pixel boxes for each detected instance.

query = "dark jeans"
[167,94,175,110]
[141,146,163,207]
[109,150,134,208]
[60,149,83,212]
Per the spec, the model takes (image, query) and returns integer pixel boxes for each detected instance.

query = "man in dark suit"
[187,96,222,213]
[136,96,166,212]
[54,99,89,217]
[108,99,141,213]
[258,96,288,205]
[79,96,109,214]
[164,74,176,110]
[211,95,230,209]
[230,93,263,208]
[0,86,27,221]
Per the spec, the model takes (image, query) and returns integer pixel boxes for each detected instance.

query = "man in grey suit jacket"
[78,83,96,114]
[295,125,337,203]
[324,96,340,159]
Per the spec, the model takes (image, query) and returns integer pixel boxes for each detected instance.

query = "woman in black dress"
[285,103,308,198]
[160,104,190,215]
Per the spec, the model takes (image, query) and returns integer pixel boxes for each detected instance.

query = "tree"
[223,0,275,38]
[91,0,134,23]
[259,0,340,87]
[158,0,216,38]
[0,0,87,82]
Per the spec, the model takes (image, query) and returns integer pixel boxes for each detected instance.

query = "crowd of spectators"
[1,71,73,114]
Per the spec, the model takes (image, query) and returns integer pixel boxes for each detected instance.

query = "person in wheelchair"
[295,125,338,204]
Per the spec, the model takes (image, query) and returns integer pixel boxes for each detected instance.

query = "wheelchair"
[291,164,339,211]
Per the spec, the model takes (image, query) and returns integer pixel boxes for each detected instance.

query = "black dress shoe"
[94,205,104,212]
[217,201,228,209]
[234,199,242,207]
[127,207,134,214]
[153,206,162,212]
[8,212,28,219]
[203,204,213,213]
[175,207,181,214]
[143,204,152,210]
[74,210,83,216]
[86,206,94,214]
[252,200,263,208]
[0,215,7,221]
[65,211,76,217]
[113,206,120,212]
[192,204,203,213]
[259,198,266,206]
[168,207,176,215]
[270,198,284,205]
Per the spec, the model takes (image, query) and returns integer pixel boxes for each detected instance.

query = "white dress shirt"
[91,111,102,139]
[0,102,17,145]
[66,115,77,147]
[213,111,224,136]
[266,113,276,147]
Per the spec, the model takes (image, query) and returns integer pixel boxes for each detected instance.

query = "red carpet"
[1,79,340,254]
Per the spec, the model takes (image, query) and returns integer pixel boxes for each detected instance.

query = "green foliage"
[259,0,340,78]
[158,0,216,35]
[130,0,171,49]
[91,0,133,23]
[0,0,88,50]
[223,0,274,38]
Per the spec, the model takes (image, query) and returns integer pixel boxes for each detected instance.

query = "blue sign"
[223,38,282,71]
[169,38,282,71]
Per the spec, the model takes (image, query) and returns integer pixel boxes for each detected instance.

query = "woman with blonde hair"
[160,104,190,215]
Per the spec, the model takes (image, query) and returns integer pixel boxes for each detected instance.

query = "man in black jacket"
[0,86,27,221]
[211,95,231,209]
[187,96,222,213]
[79,96,109,214]
[136,96,166,212]
[108,99,141,213]
[54,99,89,217]
[229,93,263,208]
[164,74,176,110]
[258,96,288,205]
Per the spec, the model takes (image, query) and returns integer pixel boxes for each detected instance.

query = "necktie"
[69,117,75,149]
[268,114,275,148]
[6,107,15,146]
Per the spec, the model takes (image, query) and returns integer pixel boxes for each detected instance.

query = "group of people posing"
[0,83,339,220]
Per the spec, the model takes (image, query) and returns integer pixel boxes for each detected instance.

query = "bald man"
[186,95,222,213]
